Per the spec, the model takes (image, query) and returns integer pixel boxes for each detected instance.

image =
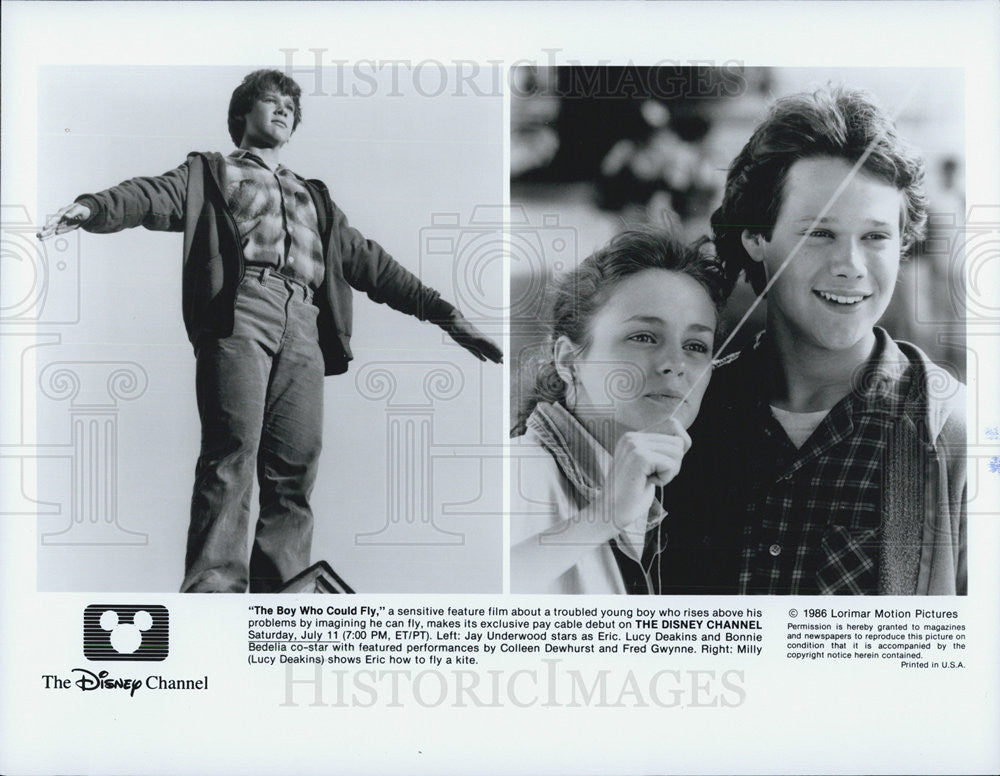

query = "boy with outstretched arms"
[659,87,966,595]
[38,69,502,593]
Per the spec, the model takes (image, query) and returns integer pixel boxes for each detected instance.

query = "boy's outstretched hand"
[438,310,503,363]
[37,202,91,241]
[36,205,504,366]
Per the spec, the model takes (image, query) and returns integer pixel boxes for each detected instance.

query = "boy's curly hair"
[228,69,303,146]
[711,86,927,294]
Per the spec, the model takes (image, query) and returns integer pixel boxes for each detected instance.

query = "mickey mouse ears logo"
[84,605,169,661]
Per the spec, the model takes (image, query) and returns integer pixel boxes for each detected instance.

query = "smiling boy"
[38,69,501,593]
[660,87,966,595]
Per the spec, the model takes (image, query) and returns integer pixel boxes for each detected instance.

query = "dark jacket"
[76,152,454,375]
[659,329,966,595]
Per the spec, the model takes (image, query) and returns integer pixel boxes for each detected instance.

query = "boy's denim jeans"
[181,268,324,593]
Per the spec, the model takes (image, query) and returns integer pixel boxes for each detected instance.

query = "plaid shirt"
[222,150,324,288]
[659,327,915,595]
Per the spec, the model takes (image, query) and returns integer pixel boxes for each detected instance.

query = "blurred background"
[510,66,966,422]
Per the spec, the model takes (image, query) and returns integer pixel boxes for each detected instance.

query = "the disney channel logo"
[83,604,169,661]
[37,604,205,696]
[42,670,209,697]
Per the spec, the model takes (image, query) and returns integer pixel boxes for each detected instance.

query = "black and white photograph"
[510,66,968,596]
[23,64,504,593]
[2,2,999,775]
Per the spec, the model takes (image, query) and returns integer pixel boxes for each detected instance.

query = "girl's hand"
[604,417,691,535]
